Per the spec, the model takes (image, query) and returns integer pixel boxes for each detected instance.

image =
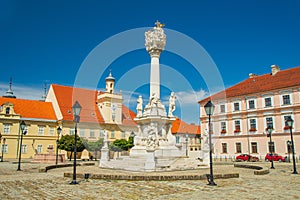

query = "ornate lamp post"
[17,121,27,171]
[70,101,82,184]
[286,118,298,174]
[204,100,216,186]
[185,134,189,157]
[267,125,275,169]
[1,138,6,162]
[56,127,62,167]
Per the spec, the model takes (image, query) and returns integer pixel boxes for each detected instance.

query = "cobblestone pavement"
[0,160,299,200]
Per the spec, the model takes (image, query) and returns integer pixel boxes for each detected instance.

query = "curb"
[39,162,95,172]
[234,163,269,175]
[63,172,239,181]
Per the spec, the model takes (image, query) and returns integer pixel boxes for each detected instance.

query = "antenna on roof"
[3,77,16,98]
[41,83,47,101]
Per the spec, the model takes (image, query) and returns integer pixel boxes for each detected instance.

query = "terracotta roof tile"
[0,97,56,120]
[51,84,136,126]
[199,66,300,103]
[51,84,104,123]
[122,105,137,126]
[171,118,200,135]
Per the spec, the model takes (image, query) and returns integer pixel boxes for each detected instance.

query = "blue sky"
[0,0,299,123]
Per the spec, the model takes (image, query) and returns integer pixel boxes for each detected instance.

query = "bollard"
[84,173,90,181]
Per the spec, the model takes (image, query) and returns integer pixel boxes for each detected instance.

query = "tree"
[82,138,103,160]
[58,134,85,161]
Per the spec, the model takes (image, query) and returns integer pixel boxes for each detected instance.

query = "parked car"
[265,153,286,162]
[236,154,259,162]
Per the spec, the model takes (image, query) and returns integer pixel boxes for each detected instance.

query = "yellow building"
[0,96,58,159]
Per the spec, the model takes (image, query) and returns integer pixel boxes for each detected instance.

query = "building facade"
[0,97,58,159]
[199,65,300,160]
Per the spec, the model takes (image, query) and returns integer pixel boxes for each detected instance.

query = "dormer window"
[5,107,10,114]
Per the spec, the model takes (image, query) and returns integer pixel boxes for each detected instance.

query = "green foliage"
[83,138,103,152]
[58,134,85,152]
[109,137,134,152]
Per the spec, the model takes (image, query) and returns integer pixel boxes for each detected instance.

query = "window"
[176,136,180,144]
[100,130,104,138]
[21,145,27,154]
[80,129,85,137]
[3,124,10,134]
[233,102,240,111]
[5,107,10,114]
[222,143,227,153]
[248,100,255,109]
[1,144,8,153]
[121,131,126,139]
[250,119,257,131]
[38,126,44,135]
[220,105,225,113]
[69,128,75,135]
[90,129,95,138]
[49,128,54,136]
[251,142,258,154]
[266,117,273,129]
[234,120,241,132]
[111,131,115,138]
[265,97,272,107]
[221,122,226,133]
[37,145,42,154]
[236,142,242,153]
[282,95,291,105]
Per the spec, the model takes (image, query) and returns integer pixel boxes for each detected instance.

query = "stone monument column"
[145,21,166,100]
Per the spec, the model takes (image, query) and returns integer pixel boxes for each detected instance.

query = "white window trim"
[247,98,256,110]
[38,126,45,135]
[219,104,226,114]
[232,101,241,112]
[234,119,242,134]
[264,116,275,132]
[263,96,274,108]
[280,92,292,106]
[249,118,258,133]
[3,124,10,134]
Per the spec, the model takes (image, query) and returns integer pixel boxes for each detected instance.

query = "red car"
[236,154,259,162]
[265,153,286,162]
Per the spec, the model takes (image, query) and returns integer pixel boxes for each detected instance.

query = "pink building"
[199,65,300,160]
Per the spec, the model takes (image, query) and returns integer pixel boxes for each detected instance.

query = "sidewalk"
[0,160,299,199]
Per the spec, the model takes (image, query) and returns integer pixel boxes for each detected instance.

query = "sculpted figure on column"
[136,95,143,117]
[168,92,176,117]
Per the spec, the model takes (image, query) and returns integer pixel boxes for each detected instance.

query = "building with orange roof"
[0,86,58,159]
[45,72,138,159]
[199,65,300,160]
[171,118,201,154]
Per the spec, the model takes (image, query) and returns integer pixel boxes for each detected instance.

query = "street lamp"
[204,100,216,186]
[1,138,6,162]
[56,127,62,167]
[70,101,82,184]
[185,134,189,157]
[17,121,27,171]
[286,118,298,174]
[267,125,275,169]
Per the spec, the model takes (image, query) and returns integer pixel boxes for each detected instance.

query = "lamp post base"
[292,171,298,174]
[70,180,79,185]
[208,181,217,186]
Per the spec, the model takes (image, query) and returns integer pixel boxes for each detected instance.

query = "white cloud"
[0,82,44,100]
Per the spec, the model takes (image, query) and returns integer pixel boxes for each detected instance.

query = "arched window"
[5,107,10,114]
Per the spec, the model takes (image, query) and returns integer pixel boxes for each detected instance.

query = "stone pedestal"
[99,147,110,167]
[145,151,156,171]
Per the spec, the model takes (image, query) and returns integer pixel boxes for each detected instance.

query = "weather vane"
[155,20,165,28]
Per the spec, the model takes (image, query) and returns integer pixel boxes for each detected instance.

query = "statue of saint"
[136,95,143,117]
[168,92,176,117]
[149,92,158,107]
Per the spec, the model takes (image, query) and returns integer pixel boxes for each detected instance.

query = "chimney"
[271,65,280,76]
[249,73,257,78]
